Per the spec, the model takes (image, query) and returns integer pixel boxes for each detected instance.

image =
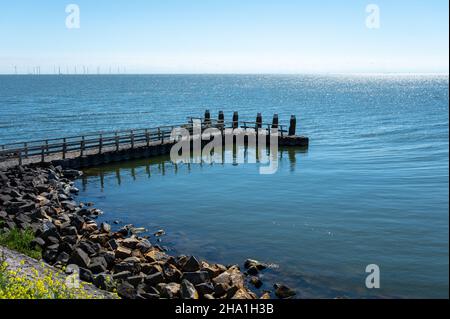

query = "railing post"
[256,113,262,130]
[218,111,224,128]
[18,150,22,166]
[41,145,45,162]
[99,134,103,154]
[158,128,162,143]
[145,129,150,146]
[271,114,279,129]
[45,140,49,153]
[204,110,211,126]
[62,138,67,159]
[80,136,85,156]
[115,132,119,151]
[24,142,28,158]
[232,111,239,129]
[130,130,134,149]
[289,115,296,136]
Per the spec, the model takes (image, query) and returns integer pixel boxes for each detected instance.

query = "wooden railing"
[0,117,290,166]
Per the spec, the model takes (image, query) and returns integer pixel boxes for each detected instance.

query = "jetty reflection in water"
[80,146,306,190]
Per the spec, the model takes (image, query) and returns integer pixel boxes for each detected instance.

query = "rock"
[214,283,229,297]
[117,226,129,237]
[89,256,107,274]
[100,222,111,233]
[107,239,119,250]
[144,272,165,286]
[130,227,146,235]
[115,246,132,259]
[163,264,182,282]
[213,266,244,289]
[62,169,82,179]
[232,288,257,299]
[56,251,70,264]
[30,237,46,249]
[127,274,145,287]
[77,241,97,256]
[117,282,137,299]
[244,259,267,271]
[123,256,141,264]
[114,262,140,274]
[93,274,116,292]
[0,210,8,219]
[59,241,74,255]
[274,284,296,299]
[247,265,259,276]
[180,280,199,299]
[113,271,132,281]
[43,248,58,263]
[68,248,90,269]
[14,213,32,224]
[79,267,93,283]
[161,282,181,298]
[139,293,160,299]
[201,262,226,278]
[136,239,152,253]
[61,226,78,236]
[195,283,215,296]
[250,276,263,289]
[182,256,201,272]
[122,237,140,249]
[181,271,210,286]
[154,229,165,237]
[260,292,271,299]
[142,263,163,275]
[144,249,167,263]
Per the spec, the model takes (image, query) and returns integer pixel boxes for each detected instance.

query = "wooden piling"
[130,130,135,149]
[41,145,45,162]
[99,134,103,154]
[232,111,239,129]
[115,132,119,151]
[204,110,211,125]
[80,136,85,156]
[217,111,225,125]
[272,114,279,129]
[62,138,67,159]
[256,113,262,129]
[289,115,296,136]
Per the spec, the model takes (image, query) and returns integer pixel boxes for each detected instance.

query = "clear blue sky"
[0,0,448,74]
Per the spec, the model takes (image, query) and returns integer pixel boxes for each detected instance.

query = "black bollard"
[288,115,296,136]
[218,111,224,125]
[204,110,211,125]
[232,111,239,129]
[255,113,262,129]
[271,114,279,129]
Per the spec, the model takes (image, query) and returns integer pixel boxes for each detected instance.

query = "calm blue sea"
[0,75,448,298]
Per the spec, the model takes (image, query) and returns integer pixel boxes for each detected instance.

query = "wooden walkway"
[0,111,308,169]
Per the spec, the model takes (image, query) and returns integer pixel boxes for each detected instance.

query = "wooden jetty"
[0,111,309,169]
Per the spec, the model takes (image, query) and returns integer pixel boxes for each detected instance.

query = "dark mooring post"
[232,111,239,129]
[289,115,296,136]
[218,111,224,125]
[272,114,279,129]
[204,110,211,125]
[256,113,262,129]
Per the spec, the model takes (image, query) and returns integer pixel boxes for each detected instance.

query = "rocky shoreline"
[0,164,295,299]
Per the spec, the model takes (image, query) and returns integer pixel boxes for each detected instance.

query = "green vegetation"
[0,257,97,299]
[0,228,42,260]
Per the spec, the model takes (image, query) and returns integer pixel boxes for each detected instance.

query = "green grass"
[0,228,42,260]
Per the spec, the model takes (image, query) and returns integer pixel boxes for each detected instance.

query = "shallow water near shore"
[1,74,448,298]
